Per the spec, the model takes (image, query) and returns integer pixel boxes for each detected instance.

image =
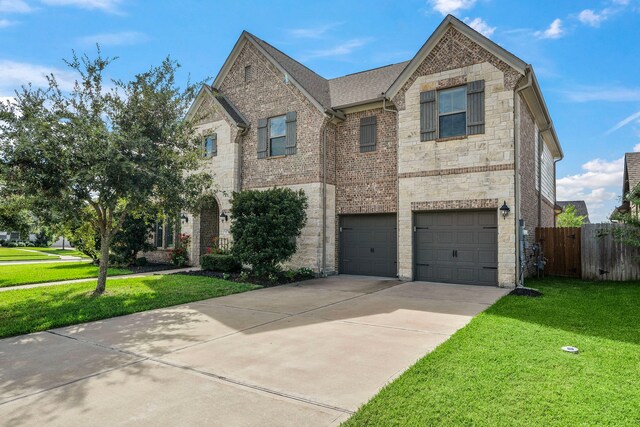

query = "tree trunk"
[94,232,111,295]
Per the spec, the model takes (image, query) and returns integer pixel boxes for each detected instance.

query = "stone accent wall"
[392,26,522,110]
[218,41,328,188]
[396,53,519,285]
[335,107,398,214]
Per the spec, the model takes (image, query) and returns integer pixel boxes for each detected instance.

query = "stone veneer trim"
[399,163,513,179]
[411,198,500,211]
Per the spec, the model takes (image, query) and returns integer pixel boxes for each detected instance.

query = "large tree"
[0,50,211,294]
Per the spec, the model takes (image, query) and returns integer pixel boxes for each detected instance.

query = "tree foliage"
[0,194,33,239]
[230,188,308,276]
[557,204,586,228]
[611,188,640,249]
[0,49,211,294]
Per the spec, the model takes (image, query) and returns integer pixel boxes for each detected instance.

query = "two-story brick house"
[148,15,562,287]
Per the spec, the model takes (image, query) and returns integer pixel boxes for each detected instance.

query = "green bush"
[134,256,148,266]
[230,188,308,276]
[200,254,241,273]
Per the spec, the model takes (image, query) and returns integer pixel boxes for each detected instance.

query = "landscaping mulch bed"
[126,263,182,274]
[173,269,315,287]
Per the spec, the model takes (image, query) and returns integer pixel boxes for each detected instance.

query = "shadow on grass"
[489,277,640,346]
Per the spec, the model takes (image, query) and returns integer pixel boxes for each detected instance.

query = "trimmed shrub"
[134,256,148,266]
[200,254,241,273]
[230,188,308,276]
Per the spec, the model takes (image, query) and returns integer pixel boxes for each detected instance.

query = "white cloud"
[463,17,495,37]
[0,60,76,94]
[606,111,640,134]
[428,0,477,15]
[288,23,341,39]
[78,31,149,46]
[563,86,640,103]
[40,0,122,13]
[304,38,371,59]
[534,18,564,39]
[556,147,640,222]
[0,18,15,27]
[578,9,606,27]
[0,0,32,13]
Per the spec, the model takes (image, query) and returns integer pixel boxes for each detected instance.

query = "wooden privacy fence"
[536,224,640,281]
[536,227,581,278]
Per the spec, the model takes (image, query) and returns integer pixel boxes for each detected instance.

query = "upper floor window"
[269,115,286,156]
[438,86,466,138]
[420,80,485,141]
[257,112,297,159]
[204,133,217,158]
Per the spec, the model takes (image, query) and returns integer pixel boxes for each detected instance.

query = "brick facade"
[335,107,398,215]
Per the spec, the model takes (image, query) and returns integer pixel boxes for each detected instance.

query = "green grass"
[0,247,55,261]
[0,274,259,338]
[0,262,132,288]
[30,247,90,258]
[343,278,640,426]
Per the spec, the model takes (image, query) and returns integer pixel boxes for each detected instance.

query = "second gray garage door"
[414,211,498,286]
[340,214,397,277]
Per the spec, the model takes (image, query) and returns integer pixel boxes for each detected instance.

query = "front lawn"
[344,278,640,426]
[0,247,54,261]
[0,274,258,338]
[0,262,132,288]
[30,247,90,258]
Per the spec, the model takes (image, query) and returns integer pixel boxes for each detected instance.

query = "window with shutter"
[285,111,297,155]
[360,116,377,152]
[467,80,485,135]
[420,90,436,141]
[203,133,217,158]
[257,118,268,159]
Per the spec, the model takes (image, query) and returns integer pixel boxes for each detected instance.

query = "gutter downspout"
[321,119,329,276]
[383,95,400,278]
[514,67,533,288]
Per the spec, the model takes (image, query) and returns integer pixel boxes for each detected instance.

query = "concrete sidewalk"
[0,267,201,292]
[0,276,509,426]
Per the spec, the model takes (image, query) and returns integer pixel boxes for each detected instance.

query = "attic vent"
[244,65,252,83]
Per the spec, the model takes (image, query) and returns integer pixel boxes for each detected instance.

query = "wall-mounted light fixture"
[220,211,229,222]
[180,214,189,223]
[500,201,510,219]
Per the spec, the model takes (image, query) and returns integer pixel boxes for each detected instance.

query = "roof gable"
[186,85,248,128]
[386,15,527,99]
[624,152,640,195]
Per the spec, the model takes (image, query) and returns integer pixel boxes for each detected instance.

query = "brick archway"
[199,200,219,258]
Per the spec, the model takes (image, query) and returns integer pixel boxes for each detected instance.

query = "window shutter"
[285,111,297,155]
[420,90,436,141]
[467,80,485,135]
[211,133,218,156]
[257,118,268,159]
[360,116,377,152]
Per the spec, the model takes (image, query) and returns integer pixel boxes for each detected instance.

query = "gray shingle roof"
[625,152,640,194]
[328,62,410,108]
[557,201,590,223]
[244,32,409,110]
[213,90,248,127]
[247,33,332,109]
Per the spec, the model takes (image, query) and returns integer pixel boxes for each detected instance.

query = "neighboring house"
[612,152,640,219]
[146,15,563,287]
[557,201,590,224]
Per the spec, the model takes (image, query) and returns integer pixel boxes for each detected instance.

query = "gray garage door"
[340,214,397,277]
[414,211,498,286]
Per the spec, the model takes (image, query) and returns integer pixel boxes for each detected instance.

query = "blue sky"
[1,0,639,221]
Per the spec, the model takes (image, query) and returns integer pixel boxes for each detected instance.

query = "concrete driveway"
[0,276,509,426]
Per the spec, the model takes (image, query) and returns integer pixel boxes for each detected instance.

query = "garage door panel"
[414,211,498,286]
[340,214,397,277]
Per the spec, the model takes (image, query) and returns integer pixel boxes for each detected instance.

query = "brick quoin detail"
[411,199,500,211]
[399,163,513,179]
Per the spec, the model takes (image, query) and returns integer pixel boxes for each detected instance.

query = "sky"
[1,0,639,222]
